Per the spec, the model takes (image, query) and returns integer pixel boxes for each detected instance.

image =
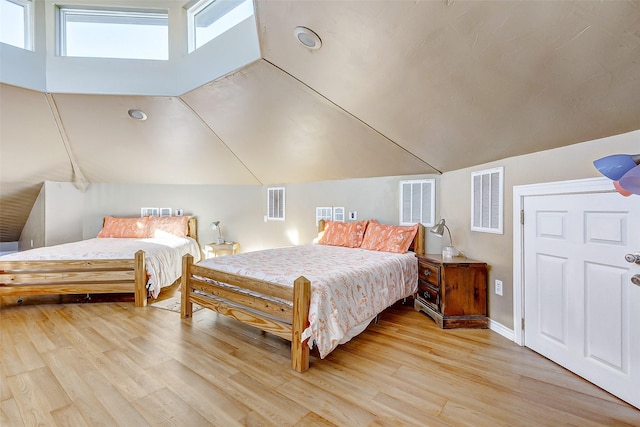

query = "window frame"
[1,0,34,50]
[471,166,504,234]
[57,5,168,60]
[399,179,436,227]
[186,0,252,53]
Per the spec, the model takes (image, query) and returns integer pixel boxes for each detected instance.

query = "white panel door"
[524,192,640,408]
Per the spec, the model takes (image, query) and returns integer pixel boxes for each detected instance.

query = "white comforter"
[0,236,201,298]
[198,244,418,358]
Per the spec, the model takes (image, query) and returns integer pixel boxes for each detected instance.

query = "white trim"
[488,319,514,341]
[512,177,614,345]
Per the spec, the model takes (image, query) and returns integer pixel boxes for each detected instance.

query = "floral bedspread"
[198,244,418,358]
[0,237,201,298]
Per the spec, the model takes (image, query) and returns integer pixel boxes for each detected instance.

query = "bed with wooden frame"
[0,217,199,307]
[180,220,425,372]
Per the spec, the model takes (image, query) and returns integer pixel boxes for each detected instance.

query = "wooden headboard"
[187,217,197,240]
[317,219,425,255]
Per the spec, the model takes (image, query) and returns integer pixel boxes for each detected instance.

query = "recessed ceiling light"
[293,26,322,50]
[128,109,147,121]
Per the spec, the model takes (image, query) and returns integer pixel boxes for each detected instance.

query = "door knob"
[624,253,640,264]
[631,275,640,286]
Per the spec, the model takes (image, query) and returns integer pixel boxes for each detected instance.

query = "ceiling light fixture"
[293,26,322,50]
[128,109,147,121]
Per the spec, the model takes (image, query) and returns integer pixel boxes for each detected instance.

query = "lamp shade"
[593,154,640,181]
[618,165,640,195]
[429,219,447,237]
[210,221,220,230]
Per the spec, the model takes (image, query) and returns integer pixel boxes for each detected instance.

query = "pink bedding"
[0,236,201,298]
[198,244,418,358]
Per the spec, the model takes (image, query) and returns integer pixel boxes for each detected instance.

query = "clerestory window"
[0,0,33,50]
[187,0,254,53]
[57,6,168,60]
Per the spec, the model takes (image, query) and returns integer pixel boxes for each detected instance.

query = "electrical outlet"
[349,211,358,220]
[495,279,503,296]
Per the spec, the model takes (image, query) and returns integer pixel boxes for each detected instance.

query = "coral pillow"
[97,216,148,238]
[146,216,189,238]
[318,220,369,248]
[97,216,189,238]
[360,222,419,253]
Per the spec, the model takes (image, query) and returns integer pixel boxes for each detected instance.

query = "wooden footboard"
[0,250,148,307]
[180,253,311,372]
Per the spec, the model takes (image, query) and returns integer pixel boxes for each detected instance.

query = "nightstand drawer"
[418,262,439,287]
[417,281,439,310]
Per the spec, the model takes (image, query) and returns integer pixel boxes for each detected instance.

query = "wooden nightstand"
[414,254,488,329]
[204,242,239,258]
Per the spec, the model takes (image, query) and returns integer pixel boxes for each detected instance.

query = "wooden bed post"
[181,254,194,318]
[134,250,147,307]
[292,276,311,372]
[415,224,425,255]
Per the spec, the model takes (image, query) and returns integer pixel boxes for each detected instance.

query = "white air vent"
[316,207,332,225]
[471,167,504,234]
[267,187,285,221]
[399,179,435,226]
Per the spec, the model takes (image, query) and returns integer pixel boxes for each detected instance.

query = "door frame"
[512,176,614,345]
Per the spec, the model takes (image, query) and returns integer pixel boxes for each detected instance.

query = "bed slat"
[188,293,292,340]
[189,277,293,321]
[190,264,293,301]
[0,259,136,271]
[0,270,134,284]
[0,282,138,296]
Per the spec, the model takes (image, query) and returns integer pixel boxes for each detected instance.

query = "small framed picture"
[141,207,159,217]
[160,207,172,217]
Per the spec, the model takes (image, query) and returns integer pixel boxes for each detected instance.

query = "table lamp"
[430,218,459,258]
[210,221,224,244]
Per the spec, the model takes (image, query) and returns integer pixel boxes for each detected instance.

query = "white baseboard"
[489,319,515,341]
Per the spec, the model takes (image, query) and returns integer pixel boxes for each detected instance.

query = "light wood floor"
[1,294,638,426]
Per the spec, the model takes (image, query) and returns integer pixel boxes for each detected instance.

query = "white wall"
[44,181,84,245]
[19,184,45,251]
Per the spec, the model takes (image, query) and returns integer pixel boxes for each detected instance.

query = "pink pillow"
[318,220,369,248]
[97,216,147,238]
[146,216,189,238]
[97,216,189,238]
[360,222,419,253]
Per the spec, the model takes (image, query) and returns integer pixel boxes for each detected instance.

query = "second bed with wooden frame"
[0,217,199,307]
[181,220,425,372]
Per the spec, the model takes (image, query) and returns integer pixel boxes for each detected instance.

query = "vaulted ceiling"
[1,0,640,241]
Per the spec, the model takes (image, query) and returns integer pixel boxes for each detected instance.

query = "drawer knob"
[423,270,430,277]
[422,292,431,300]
